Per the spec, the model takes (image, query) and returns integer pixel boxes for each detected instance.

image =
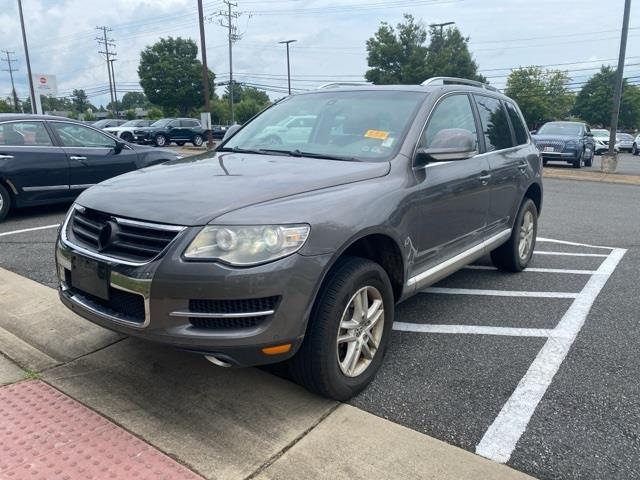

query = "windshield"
[92,119,109,128]
[591,129,609,138]
[222,90,427,162]
[537,123,582,136]
[121,120,144,127]
[151,119,173,127]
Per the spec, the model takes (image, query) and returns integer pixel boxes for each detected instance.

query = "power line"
[1,50,19,111]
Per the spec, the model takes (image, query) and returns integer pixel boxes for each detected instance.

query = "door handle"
[0,154,14,159]
[69,156,87,161]
[478,173,492,180]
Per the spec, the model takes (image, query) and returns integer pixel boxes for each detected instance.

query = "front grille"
[535,140,566,151]
[188,296,279,330]
[69,208,181,263]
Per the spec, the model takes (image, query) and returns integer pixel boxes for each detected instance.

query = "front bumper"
[56,227,333,366]
[539,150,579,161]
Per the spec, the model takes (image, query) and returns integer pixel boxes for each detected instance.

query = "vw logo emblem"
[97,221,117,251]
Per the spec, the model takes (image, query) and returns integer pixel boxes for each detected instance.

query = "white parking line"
[0,224,61,237]
[423,287,579,299]
[534,251,608,258]
[537,237,614,251]
[475,247,627,463]
[464,265,597,275]
[393,323,555,337]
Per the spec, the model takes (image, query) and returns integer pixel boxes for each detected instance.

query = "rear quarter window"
[505,102,529,145]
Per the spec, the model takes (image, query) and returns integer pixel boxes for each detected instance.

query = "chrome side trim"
[70,184,96,189]
[60,204,187,267]
[23,185,69,192]
[407,229,511,289]
[169,310,275,319]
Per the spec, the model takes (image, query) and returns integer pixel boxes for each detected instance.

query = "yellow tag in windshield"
[364,129,390,140]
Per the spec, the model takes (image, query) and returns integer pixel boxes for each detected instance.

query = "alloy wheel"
[336,285,385,378]
[518,210,535,261]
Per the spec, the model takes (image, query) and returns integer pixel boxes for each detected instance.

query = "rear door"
[472,95,526,236]
[0,120,71,204]
[406,93,492,278]
[49,121,139,190]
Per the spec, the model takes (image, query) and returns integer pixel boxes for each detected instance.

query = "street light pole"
[603,0,632,173]
[17,0,36,114]
[279,40,296,95]
[429,21,455,37]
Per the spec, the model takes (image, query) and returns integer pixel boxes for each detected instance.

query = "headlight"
[184,224,310,266]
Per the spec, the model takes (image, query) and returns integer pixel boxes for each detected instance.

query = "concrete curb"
[0,267,535,479]
[543,169,640,186]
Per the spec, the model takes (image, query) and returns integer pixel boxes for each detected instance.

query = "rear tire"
[192,134,203,147]
[0,184,11,222]
[289,256,394,401]
[490,198,538,272]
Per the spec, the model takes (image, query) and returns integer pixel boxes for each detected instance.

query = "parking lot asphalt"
[1,177,639,480]
[544,151,640,176]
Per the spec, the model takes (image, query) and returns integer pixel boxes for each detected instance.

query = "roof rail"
[317,82,372,89]
[421,77,499,92]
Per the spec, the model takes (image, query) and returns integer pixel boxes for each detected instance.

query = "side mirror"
[586,132,594,137]
[222,124,241,141]
[114,141,125,154]
[530,130,537,135]
[415,128,477,166]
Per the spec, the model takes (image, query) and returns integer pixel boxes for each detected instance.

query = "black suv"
[57,78,542,400]
[133,118,207,147]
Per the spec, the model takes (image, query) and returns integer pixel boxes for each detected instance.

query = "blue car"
[532,121,595,168]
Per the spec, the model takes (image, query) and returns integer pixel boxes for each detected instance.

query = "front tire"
[572,150,584,168]
[0,184,11,222]
[289,256,394,400]
[584,148,593,167]
[154,134,167,147]
[192,134,203,147]
[490,198,538,272]
[120,132,133,142]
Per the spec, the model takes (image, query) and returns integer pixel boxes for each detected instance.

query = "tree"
[71,89,90,113]
[573,66,640,129]
[147,107,163,120]
[218,85,270,123]
[0,98,11,113]
[365,14,484,85]
[138,37,215,116]
[505,67,574,128]
[120,92,147,110]
[125,109,136,120]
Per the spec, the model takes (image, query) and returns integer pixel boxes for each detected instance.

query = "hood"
[76,152,390,226]
[531,134,578,142]
[104,127,123,132]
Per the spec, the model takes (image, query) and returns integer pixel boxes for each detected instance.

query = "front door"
[405,93,491,280]
[0,120,70,204]
[49,121,138,191]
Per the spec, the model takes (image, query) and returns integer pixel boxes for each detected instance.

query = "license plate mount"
[543,146,555,152]
[71,254,110,300]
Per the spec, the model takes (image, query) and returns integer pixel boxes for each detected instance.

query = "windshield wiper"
[217,146,280,155]
[259,149,359,162]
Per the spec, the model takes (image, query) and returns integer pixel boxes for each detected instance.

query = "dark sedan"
[532,121,595,168]
[0,114,180,221]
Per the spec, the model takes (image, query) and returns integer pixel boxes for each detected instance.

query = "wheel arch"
[523,181,542,215]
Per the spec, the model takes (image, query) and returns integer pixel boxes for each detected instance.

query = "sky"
[0,0,638,108]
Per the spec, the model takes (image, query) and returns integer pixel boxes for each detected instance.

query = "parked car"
[615,133,634,153]
[104,119,153,142]
[532,121,595,168]
[211,125,228,140]
[591,129,612,155]
[0,114,180,221]
[633,134,640,155]
[132,118,207,147]
[91,119,128,129]
[56,78,542,400]
[255,115,316,145]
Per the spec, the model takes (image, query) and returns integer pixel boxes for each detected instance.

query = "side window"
[473,95,514,151]
[189,120,200,128]
[168,120,179,128]
[505,102,529,145]
[420,94,478,149]
[0,122,53,146]
[51,123,116,148]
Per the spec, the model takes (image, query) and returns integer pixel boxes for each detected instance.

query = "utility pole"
[110,58,118,115]
[96,26,117,116]
[217,0,241,124]
[17,0,36,114]
[278,40,296,95]
[1,50,19,111]
[197,0,214,149]
[603,0,632,173]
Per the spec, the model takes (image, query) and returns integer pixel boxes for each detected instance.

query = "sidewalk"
[0,267,534,480]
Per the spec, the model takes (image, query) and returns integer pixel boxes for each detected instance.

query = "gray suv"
[56,78,542,400]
